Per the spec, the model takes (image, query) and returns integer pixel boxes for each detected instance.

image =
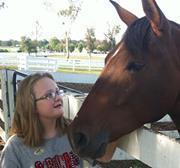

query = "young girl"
[0,72,84,168]
[0,72,117,168]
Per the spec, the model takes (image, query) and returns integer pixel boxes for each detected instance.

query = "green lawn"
[48,54,106,61]
[0,47,19,52]
[57,67,101,75]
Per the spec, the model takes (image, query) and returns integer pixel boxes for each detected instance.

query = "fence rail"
[0,54,104,72]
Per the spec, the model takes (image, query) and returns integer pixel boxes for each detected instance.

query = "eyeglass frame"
[35,89,64,102]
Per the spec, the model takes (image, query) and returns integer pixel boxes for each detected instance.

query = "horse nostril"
[74,132,88,148]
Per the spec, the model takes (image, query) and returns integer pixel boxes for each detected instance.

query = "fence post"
[88,58,91,71]
[0,70,15,141]
[72,59,75,72]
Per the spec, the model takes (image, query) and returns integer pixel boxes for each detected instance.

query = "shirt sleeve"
[0,141,21,168]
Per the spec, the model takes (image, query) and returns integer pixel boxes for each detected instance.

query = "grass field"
[0,46,19,52]
[57,68,101,75]
[48,53,106,61]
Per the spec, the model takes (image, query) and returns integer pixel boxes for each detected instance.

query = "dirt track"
[59,82,93,93]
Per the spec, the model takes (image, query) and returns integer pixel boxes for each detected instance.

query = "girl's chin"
[54,110,64,117]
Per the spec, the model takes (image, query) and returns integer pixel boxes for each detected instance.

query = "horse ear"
[110,0,138,26]
[142,0,169,36]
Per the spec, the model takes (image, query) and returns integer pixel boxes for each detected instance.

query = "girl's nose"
[54,89,64,102]
[54,94,61,101]
[55,91,64,101]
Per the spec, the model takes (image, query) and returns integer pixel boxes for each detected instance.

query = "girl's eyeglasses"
[35,89,64,102]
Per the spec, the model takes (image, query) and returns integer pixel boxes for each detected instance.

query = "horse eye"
[126,62,145,72]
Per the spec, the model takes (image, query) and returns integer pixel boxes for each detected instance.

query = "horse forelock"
[123,17,151,57]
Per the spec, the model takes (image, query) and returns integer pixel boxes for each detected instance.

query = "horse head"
[68,0,180,160]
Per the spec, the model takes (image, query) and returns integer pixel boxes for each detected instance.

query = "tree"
[104,24,121,50]
[69,43,75,53]
[58,2,81,22]
[57,0,82,59]
[0,1,5,9]
[39,39,49,52]
[31,20,42,55]
[31,40,38,53]
[96,40,110,53]
[48,37,60,52]
[85,28,96,57]
[19,36,37,55]
[11,40,19,47]
[44,0,82,58]
[59,40,66,52]
[77,42,84,53]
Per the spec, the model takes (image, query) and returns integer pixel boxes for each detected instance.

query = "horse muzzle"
[68,128,109,159]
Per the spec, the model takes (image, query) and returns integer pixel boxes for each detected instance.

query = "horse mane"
[122,17,151,57]
[170,20,180,28]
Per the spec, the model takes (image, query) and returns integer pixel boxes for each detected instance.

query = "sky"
[0,0,179,41]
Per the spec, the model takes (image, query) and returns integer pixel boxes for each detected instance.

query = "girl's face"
[33,77,64,121]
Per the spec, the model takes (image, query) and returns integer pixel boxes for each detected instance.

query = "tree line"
[0,26,120,56]
[0,0,121,58]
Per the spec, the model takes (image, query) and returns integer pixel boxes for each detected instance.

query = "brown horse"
[68,0,180,160]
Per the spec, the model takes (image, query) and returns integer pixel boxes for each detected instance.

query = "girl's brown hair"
[11,72,70,147]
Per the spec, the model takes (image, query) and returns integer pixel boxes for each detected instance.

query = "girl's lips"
[54,104,62,108]
[54,100,63,108]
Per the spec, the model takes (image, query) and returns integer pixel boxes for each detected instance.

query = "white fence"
[0,54,104,72]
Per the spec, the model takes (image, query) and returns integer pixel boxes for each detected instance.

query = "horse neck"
[173,24,180,56]
[170,23,180,67]
[176,34,180,57]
